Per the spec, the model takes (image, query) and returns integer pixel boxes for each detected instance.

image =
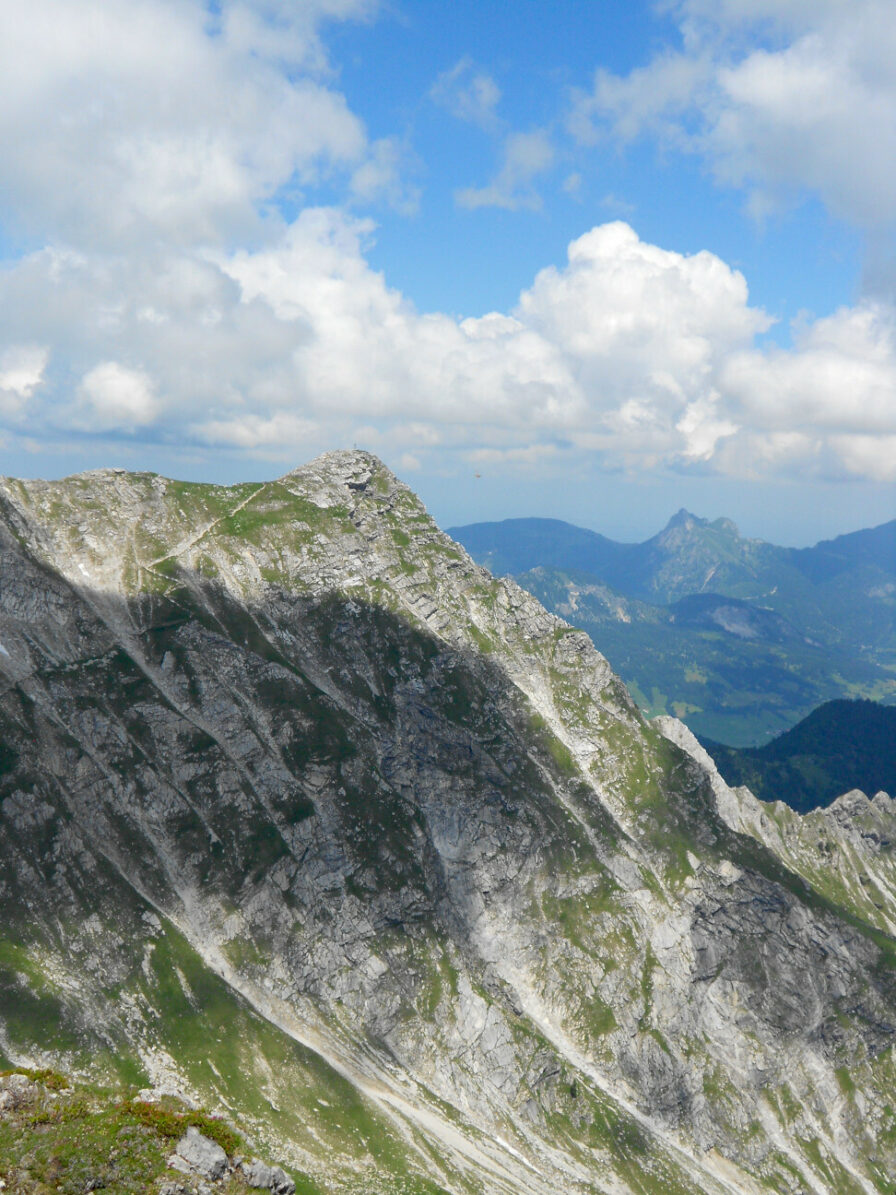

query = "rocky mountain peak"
[663,507,700,532]
[279,448,393,502]
[655,508,743,548]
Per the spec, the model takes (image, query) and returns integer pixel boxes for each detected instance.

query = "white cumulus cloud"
[76,362,160,431]
[431,57,502,130]
[0,0,395,248]
[456,130,555,212]
[722,304,896,435]
[569,0,896,230]
[0,345,49,414]
[4,209,893,482]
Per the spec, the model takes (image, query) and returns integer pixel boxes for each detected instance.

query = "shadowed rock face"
[0,450,895,1195]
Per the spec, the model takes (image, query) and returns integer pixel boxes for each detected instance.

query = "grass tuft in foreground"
[0,1068,307,1194]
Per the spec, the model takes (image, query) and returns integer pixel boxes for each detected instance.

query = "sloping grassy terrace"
[0,1067,301,1194]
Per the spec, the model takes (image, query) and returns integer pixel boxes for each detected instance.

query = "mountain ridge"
[1,451,895,1194]
[448,508,896,604]
[701,698,896,813]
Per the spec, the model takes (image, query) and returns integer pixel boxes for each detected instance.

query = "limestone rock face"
[0,1071,39,1113]
[0,450,894,1195]
[174,1126,228,1180]
[656,715,896,939]
[239,1159,296,1193]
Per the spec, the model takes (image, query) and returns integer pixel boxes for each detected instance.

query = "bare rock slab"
[173,1126,228,1181]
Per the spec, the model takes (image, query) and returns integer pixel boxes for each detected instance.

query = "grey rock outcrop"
[172,1126,228,1181]
[656,714,896,939]
[239,1158,296,1193]
[0,1072,39,1113]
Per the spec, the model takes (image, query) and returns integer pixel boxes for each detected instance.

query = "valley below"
[451,513,896,746]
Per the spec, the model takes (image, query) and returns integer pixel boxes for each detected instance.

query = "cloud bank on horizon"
[1,0,895,506]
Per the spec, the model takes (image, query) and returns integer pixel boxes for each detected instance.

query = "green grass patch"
[120,1096,242,1154]
[1,1065,69,1089]
[0,1070,308,1194]
[527,712,578,777]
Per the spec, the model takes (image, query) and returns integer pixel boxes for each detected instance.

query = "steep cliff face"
[657,717,896,939]
[0,451,894,1195]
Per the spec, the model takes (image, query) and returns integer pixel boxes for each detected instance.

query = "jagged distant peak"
[663,506,701,530]
[658,508,741,540]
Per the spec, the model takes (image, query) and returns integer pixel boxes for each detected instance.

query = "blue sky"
[331,1,860,324]
[0,0,894,544]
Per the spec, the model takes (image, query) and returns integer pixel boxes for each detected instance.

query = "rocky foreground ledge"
[0,1069,296,1194]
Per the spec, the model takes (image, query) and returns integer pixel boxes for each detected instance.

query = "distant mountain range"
[701,698,896,812]
[450,510,896,745]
